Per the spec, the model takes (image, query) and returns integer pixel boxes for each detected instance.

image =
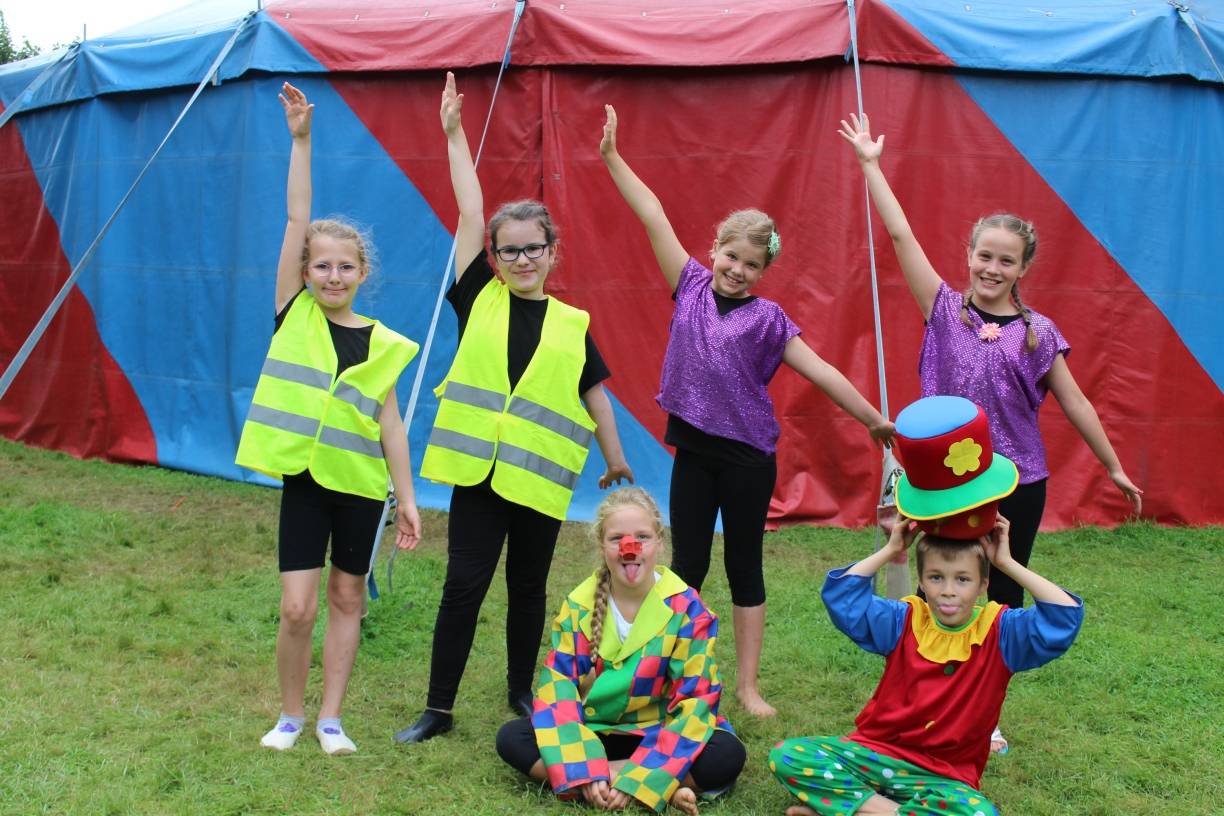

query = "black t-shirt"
[447,253,610,394]
[970,302,1023,327]
[274,289,372,377]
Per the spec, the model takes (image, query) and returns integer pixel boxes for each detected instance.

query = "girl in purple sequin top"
[602,105,895,718]
[841,112,1142,750]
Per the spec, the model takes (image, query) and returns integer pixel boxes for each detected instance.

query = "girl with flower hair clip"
[600,106,894,718]
[495,487,746,814]
[839,113,1142,752]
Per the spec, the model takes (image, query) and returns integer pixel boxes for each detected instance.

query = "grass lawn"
[1,438,1221,815]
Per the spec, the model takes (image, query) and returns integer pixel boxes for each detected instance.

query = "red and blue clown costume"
[531,566,736,812]
[770,565,1083,815]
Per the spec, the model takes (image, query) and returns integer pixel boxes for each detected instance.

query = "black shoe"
[508,692,533,719]
[393,709,453,744]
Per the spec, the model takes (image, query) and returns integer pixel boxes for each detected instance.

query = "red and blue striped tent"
[2,0,1221,527]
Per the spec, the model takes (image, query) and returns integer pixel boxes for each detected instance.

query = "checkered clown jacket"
[530,567,734,812]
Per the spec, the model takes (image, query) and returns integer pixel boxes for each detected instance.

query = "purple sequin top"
[657,258,800,454]
[919,282,1070,483]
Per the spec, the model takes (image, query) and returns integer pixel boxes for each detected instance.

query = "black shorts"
[277,470,385,576]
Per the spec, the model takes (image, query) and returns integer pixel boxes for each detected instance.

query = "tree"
[1,10,42,64]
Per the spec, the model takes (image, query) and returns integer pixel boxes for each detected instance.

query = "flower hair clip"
[767,231,781,258]
[978,322,1003,343]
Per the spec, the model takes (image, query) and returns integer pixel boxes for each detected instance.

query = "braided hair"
[960,214,1039,352]
[586,487,666,663]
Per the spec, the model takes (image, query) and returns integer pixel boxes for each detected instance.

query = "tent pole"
[368,0,529,600]
[846,0,909,598]
[0,13,257,404]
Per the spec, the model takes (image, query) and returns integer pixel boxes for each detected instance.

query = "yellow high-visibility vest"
[421,278,595,520]
[236,290,418,500]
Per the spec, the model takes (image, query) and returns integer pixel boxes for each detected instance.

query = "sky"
[3,0,208,51]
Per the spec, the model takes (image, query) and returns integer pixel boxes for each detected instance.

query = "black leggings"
[495,717,746,792]
[669,448,776,607]
[987,479,1047,608]
[425,479,562,711]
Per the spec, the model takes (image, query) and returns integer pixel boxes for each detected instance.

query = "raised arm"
[442,72,485,278]
[981,515,1076,606]
[1044,354,1143,515]
[599,105,688,291]
[782,337,895,447]
[275,82,314,313]
[838,113,942,319]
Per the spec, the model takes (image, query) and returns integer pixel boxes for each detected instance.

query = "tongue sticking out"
[623,562,642,582]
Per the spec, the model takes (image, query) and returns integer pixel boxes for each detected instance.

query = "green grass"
[1,437,1221,815]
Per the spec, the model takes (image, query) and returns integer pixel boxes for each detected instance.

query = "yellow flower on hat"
[943,438,983,476]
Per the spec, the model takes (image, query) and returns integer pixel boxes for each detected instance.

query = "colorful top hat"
[894,395,1019,539]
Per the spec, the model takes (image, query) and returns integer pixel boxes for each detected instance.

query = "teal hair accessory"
[767,230,781,258]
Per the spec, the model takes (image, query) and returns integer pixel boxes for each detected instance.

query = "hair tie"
[767,230,781,258]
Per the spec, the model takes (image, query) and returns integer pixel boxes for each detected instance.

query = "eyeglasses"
[309,262,360,275]
[494,243,549,263]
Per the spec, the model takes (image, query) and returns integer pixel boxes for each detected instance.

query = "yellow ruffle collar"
[902,596,1003,664]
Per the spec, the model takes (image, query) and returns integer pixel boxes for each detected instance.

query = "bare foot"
[785,807,818,816]
[670,786,698,815]
[736,687,777,717]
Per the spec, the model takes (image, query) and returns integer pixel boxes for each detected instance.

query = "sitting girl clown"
[771,397,1084,816]
[495,487,745,814]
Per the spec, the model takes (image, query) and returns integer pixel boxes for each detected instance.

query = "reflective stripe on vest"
[421,278,594,518]
[235,290,418,499]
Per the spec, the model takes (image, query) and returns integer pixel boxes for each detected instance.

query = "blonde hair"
[711,208,780,268]
[960,214,1038,351]
[302,217,377,270]
[586,488,666,662]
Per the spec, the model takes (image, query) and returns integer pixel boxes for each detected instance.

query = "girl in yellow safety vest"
[237,82,421,756]
[394,72,633,744]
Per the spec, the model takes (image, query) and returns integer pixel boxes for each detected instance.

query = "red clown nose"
[618,535,642,561]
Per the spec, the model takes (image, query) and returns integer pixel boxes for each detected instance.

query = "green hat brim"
[895,453,1019,521]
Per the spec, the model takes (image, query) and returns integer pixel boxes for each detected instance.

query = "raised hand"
[279,81,313,139]
[600,104,618,157]
[886,514,919,559]
[837,112,883,164]
[441,71,464,135]
[979,513,1013,568]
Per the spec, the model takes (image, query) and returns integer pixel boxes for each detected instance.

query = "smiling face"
[967,227,1028,313]
[600,504,661,594]
[710,235,768,298]
[303,234,366,314]
[918,545,989,628]
[492,218,555,300]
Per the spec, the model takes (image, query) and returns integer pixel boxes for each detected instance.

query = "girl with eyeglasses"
[395,73,634,744]
[600,104,895,718]
[237,82,421,755]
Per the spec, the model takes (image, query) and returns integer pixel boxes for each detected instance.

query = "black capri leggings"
[987,478,1047,608]
[669,448,777,607]
[495,716,746,792]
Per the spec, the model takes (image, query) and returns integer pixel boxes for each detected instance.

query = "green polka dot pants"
[769,736,999,816]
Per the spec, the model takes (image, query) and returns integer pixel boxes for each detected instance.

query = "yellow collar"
[903,596,1002,664]
[573,567,688,662]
